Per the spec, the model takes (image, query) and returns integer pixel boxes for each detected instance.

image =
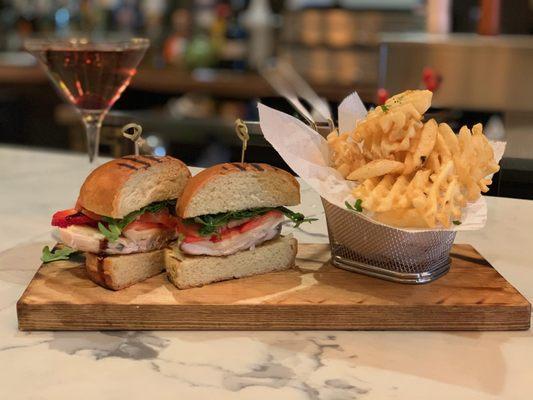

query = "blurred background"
[1,0,533,199]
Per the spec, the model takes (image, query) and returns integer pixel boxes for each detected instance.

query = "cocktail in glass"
[25,37,150,162]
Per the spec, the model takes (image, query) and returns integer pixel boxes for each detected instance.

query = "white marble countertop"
[1,146,532,400]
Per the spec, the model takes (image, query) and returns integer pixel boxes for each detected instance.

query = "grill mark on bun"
[117,162,139,170]
[140,155,164,163]
[122,156,152,168]
[232,162,247,171]
[251,163,265,171]
[176,161,300,218]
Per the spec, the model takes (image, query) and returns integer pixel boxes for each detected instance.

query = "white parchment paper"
[258,92,506,232]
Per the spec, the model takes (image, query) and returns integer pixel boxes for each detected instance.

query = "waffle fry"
[327,130,366,178]
[328,89,500,228]
[347,159,404,181]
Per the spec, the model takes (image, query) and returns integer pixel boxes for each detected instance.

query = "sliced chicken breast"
[53,225,176,255]
[180,213,284,256]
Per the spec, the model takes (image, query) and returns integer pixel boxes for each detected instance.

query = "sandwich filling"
[50,200,178,255]
[176,207,315,256]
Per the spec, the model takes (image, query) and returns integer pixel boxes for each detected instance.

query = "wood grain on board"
[17,244,531,331]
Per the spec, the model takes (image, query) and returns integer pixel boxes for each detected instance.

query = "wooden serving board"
[17,244,530,331]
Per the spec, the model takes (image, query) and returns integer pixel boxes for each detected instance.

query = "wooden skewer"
[121,123,144,156]
[234,119,249,163]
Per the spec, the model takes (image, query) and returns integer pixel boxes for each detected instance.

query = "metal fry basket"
[322,198,456,284]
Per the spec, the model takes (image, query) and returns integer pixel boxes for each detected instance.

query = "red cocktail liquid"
[41,47,146,111]
[26,37,149,162]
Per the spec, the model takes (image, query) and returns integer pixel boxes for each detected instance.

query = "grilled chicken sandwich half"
[165,162,316,289]
[44,155,191,290]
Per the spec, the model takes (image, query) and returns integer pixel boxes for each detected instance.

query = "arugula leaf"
[98,221,121,241]
[346,199,363,212]
[277,206,318,228]
[192,208,269,237]
[41,246,78,263]
[380,104,389,113]
[142,200,176,214]
[186,206,317,237]
[97,200,175,242]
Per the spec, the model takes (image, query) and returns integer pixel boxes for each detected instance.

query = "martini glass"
[25,37,150,162]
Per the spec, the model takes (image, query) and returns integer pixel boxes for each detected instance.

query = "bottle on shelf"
[242,0,275,69]
[163,6,192,67]
[184,1,217,69]
[218,0,248,71]
[210,2,230,59]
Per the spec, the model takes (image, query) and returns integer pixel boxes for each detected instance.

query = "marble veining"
[0,146,532,399]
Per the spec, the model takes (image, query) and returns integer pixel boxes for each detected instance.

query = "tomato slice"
[183,235,206,243]
[123,209,178,232]
[80,207,102,222]
[177,210,283,243]
[176,218,202,238]
[239,210,282,233]
[210,228,241,242]
[136,209,177,229]
[123,220,166,232]
[51,208,98,228]
[73,199,103,221]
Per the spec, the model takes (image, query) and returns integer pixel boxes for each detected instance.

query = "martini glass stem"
[81,111,106,163]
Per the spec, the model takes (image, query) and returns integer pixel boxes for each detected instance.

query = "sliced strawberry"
[239,210,282,233]
[52,208,98,228]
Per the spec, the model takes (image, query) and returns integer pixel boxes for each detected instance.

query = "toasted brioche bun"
[85,249,165,290]
[177,163,300,218]
[165,236,297,289]
[79,155,191,218]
